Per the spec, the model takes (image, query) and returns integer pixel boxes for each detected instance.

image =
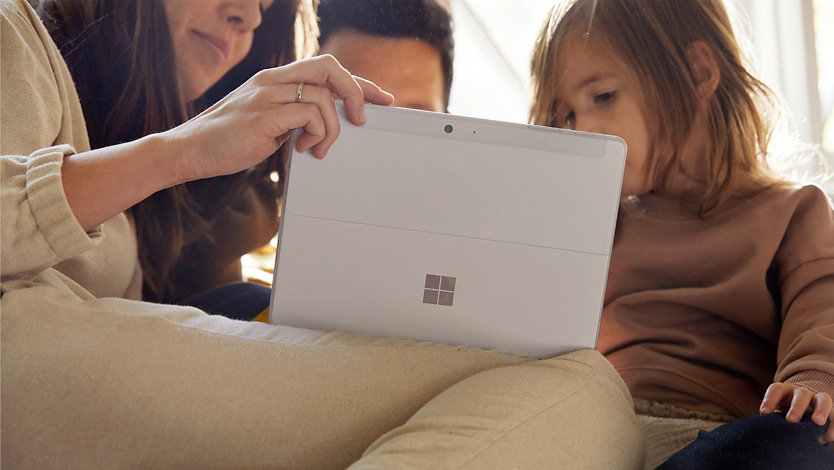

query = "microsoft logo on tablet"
[423,274,456,306]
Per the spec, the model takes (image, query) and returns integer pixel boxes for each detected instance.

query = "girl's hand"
[167,54,394,185]
[760,382,833,443]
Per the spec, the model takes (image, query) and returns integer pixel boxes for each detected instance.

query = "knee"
[352,349,645,469]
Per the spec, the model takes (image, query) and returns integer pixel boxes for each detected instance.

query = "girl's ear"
[685,41,720,102]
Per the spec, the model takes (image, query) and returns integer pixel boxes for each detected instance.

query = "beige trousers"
[2,282,644,469]
[634,400,733,469]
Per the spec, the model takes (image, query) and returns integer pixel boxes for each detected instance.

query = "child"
[530,0,834,467]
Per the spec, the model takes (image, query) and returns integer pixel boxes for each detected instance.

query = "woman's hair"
[530,0,783,214]
[32,0,318,301]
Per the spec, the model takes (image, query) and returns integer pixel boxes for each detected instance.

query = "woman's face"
[163,0,274,102]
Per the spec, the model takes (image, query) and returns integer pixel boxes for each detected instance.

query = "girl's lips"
[192,30,229,64]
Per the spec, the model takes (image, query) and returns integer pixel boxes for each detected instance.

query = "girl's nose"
[222,1,262,31]
[575,117,602,135]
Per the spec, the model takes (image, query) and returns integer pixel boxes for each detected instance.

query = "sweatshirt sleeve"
[1,147,104,282]
[774,186,834,397]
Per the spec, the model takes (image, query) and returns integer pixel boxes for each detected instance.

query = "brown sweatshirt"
[600,184,834,417]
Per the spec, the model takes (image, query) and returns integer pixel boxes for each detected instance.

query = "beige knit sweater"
[1,0,142,300]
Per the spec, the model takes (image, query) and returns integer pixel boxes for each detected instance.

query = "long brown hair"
[32,0,318,301]
[530,0,782,214]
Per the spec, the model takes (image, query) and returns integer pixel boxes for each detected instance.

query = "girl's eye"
[595,91,616,103]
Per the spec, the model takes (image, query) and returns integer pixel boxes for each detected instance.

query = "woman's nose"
[222,1,262,31]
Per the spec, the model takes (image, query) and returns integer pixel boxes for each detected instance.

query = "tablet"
[270,103,625,358]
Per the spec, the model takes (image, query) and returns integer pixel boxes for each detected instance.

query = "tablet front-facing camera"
[444,125,453,134]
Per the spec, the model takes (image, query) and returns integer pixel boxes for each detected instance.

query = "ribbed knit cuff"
[25,145,102,260]
[784,369,834,396]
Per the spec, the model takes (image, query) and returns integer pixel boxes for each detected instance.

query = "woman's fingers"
[267,78,390,157]
[257,55,393,126]
[275,83,341,157]
[292,79,392,156]
[354,75,395,105]
[279,103,327,158]
[258,55,361,122]
[180,55,394,177]
[298,55,369,126]
[334,72,394,125]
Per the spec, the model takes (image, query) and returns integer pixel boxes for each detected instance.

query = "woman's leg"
[2,282,643,469]
[350,349,645,469]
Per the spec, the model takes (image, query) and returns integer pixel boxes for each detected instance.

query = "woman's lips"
[192,30,229,64]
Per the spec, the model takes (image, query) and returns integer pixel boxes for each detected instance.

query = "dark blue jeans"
[181,282,271,321]
[658,412,833,469]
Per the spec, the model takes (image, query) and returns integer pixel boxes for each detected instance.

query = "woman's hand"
[60,55,392,232]
[760,382,833,442]
[167,54,394,185]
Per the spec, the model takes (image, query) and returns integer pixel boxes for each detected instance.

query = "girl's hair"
[32,0,318,301]
[530,0,783,214]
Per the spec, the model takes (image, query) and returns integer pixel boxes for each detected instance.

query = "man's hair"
[318,0,454,108]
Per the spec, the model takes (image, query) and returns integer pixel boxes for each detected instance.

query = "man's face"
[320,29,446,112]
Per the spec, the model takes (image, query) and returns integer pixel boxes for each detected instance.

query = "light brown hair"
[530,0,782,214]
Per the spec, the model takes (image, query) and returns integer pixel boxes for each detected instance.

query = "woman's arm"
[62,55,393,232]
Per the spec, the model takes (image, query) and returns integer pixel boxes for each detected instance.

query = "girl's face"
[550,36,655,196]
[163,0,274,102]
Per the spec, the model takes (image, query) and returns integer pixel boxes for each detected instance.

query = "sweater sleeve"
[774,186,834,397]
[1,147,104,282]
[0,0,90,157]
[0,0,105,283]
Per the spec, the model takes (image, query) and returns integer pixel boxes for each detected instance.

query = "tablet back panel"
[270,103,625,358]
